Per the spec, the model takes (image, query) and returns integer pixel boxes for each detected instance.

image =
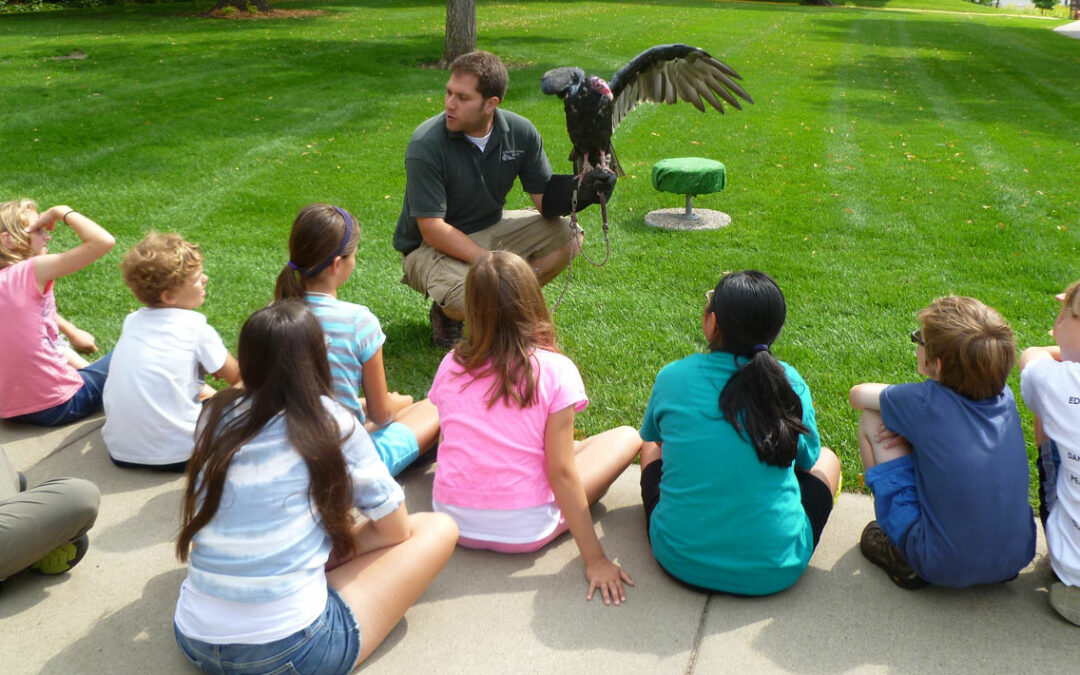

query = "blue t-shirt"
[305,293,385,423]
[640,352,821,595]
[880,380,1035,587]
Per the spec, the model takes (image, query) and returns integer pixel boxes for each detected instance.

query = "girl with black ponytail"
[638,270,841,595]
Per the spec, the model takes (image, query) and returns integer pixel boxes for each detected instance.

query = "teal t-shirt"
[639,351,821,595]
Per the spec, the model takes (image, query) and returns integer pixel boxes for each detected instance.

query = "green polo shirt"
[393,108,553,253]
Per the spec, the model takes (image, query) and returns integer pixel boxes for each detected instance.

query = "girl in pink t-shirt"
[0,199,115,425]
[429,251,642,606]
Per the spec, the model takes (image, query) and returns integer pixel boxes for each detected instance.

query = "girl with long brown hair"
[428,251,641,606]
[173,301,457,673]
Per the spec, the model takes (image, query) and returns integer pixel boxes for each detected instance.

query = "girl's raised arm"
[544,405,633,606]
[30,206,115,291]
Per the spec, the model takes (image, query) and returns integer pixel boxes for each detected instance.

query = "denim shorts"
[1037,439,1061,527]
[864,454,921,547]
[9,352,112,427]
[174,587,361,675]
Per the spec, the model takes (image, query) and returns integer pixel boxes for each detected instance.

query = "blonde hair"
[453,251,558,408]
[0,199,39,269]
[918,296,1015,401]
[1063,279,1080,318]
[121,232,204,306]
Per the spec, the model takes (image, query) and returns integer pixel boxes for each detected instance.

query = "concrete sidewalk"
[1054,20,1080,39]
[2,416,1079,674]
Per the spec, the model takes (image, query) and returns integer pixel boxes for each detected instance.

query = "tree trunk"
[211,0,272,12]
[440,0,477,69]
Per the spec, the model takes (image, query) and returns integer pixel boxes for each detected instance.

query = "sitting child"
[850,295,1035,589]
[173,301,456,672]
[0,444,99,580]
[1019,278,1080,625]
[639,271,841,596]
[429,251,641,606]
[102,232,239,471]
[275,204,438,476]
[0,200,114,426]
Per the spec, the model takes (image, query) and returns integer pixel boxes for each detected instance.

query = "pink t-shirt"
[0,259,83,417]
[429,348,588,510]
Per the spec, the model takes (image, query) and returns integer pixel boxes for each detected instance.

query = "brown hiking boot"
[430,302,463,348]
[859,521,928,590]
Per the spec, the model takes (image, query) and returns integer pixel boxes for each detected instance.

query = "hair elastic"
[752,344,770,354]
[287,260,306,274]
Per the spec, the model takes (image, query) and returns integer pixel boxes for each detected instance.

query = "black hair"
[710,270,808,468]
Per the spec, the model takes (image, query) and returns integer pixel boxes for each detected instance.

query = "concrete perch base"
[644,208,731,231]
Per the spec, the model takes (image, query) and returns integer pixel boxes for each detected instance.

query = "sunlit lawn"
[2,0,1078,495]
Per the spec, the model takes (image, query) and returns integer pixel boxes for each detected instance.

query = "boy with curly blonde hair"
[850,295,1035,589]
[1020,278,1080,625]
[102,232,239,471]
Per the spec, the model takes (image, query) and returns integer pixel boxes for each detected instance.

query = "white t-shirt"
[1021,357,1080,585]
[102,307,228,465]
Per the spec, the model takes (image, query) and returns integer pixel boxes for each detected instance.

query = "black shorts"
[639,458,834,592]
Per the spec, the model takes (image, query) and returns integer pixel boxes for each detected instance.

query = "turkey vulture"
[540,44,753,177]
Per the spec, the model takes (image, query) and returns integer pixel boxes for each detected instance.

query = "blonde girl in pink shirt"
[428,251,642,606]
[0,200,115,425]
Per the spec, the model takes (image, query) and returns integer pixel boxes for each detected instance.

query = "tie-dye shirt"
[175,396,403,642]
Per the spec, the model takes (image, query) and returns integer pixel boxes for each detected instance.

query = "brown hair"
[274,204,359,301]
[176,301,358,562]
[0,199,38,269]
[451,50,509,102]
[918,295,1015,400]
[453,251,558,408]
[121,232,204,306]
[1063,279,1080,318]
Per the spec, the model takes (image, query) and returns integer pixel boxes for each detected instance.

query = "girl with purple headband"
[275,204,439,476]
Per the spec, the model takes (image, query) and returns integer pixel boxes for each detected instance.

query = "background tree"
[1032,0,1056,13]
[440,0,477,68]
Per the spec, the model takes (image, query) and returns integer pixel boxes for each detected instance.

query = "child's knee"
[414,511,459,547]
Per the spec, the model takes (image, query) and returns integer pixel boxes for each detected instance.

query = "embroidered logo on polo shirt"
[501,150,522,161]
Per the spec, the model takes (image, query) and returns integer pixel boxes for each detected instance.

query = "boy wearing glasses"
[849,296,1035,590]
[1020,279,1080,625]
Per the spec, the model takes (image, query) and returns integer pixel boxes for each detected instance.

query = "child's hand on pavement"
[585,557,633,606]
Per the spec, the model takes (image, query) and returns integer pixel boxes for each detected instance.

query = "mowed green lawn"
[1,0,1078,494]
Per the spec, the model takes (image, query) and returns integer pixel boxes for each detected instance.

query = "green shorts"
[401,210,571,315]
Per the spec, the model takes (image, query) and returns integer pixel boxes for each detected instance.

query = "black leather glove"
[540,169,617,218]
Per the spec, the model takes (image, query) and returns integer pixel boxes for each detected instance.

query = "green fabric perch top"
[651,158,727,195]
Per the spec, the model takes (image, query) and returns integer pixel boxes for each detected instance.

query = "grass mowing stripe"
[1,1,1077,499]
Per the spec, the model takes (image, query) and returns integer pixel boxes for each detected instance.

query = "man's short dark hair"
[451,51,509,102]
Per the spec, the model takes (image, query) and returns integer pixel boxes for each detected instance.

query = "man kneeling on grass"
[849,296,1035,590]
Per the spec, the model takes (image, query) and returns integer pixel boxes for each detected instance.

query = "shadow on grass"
[797,16,1080,135]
